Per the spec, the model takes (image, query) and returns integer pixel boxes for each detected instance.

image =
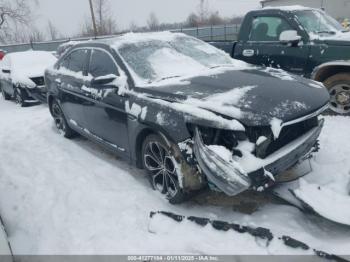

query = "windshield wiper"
[210,64,235,69]
[155,75,181,82]
[316,30,337,35]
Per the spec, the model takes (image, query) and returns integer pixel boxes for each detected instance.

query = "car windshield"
[294,10,345,35]
[117,35,235,84]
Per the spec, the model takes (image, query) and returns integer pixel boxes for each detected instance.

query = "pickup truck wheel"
[1,87,11,100]
[142,134,189,204]
[324,73,350,115]
[51,100,76,138]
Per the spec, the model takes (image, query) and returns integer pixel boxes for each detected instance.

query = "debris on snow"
[293,179,350,226]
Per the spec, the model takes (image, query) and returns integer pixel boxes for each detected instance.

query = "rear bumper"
[193,119,324,196]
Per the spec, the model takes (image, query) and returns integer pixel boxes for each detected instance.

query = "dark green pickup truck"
[211,6,350,115]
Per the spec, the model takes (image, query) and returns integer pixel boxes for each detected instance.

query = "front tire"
[324,73,350,116]
[142,134,188,204]
[50,100,76,138]
[14,87,27,107]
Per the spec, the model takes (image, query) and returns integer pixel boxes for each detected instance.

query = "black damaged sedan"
[45,32,329,203]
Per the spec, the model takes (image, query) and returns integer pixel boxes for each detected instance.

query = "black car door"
[82,48,129,155]
[246,15,309,75]
[57,49,90,129]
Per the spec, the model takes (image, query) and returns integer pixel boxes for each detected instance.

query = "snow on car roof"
[262,5,317,11]
[97,31,179,48]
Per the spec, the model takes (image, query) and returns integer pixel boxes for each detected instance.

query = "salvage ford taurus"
[45,32,329,203]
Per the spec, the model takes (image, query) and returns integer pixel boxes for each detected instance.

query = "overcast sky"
[34,0,261,37]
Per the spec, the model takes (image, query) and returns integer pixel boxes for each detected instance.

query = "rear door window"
[88,49,119,77]
[250,16,293,41]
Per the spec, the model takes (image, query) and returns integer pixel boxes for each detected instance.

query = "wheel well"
[135,128,157,168]
[314,65,350,83]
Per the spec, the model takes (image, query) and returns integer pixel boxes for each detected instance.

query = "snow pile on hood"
[263,67,294,81]
[185,85,256,119]
[0,51,57,88]
[310,31,350,41]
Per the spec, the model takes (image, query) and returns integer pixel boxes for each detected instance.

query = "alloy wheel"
[329,84,350,114]
[143,141,178,198]
[51,103,66,134]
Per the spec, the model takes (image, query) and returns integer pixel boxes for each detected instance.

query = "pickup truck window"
[250,16,293,42]
[294,10,344,35]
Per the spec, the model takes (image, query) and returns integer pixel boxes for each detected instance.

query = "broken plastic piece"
[281,236,309,250]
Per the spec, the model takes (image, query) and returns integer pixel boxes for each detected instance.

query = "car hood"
[137,68,330,126]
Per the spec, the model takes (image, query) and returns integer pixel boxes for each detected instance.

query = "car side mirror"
[91,74,117,86]
[279,30,302,45]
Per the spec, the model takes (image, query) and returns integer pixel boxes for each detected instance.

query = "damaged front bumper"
[193,119,324,196]
[193,127,252,196]
[27,86,47,103]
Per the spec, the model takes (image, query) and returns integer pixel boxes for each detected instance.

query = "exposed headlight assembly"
[193,127,251,196]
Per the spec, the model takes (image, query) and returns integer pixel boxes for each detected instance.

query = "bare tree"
[186,12,200,28]
[47,20,60,40]
[0,0,37,43]
[129,21,138,32]
[29,27,45,42]
[147,12,159,31]
[208,11,224,25]
[197,0,209,24]
[82,0,117,36]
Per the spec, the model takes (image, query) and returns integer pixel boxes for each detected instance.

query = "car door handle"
[243,49,255,57]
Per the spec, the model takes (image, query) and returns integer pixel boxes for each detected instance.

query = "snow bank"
[0,101,350,255]
[294,179,350,226]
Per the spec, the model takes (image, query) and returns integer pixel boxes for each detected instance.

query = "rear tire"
[142,134,189,204]
[323,73,350,116]
[1,87,11,100]
[50,99,77,139]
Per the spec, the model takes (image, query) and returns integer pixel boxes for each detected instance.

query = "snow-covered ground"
[0,97,350,255]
